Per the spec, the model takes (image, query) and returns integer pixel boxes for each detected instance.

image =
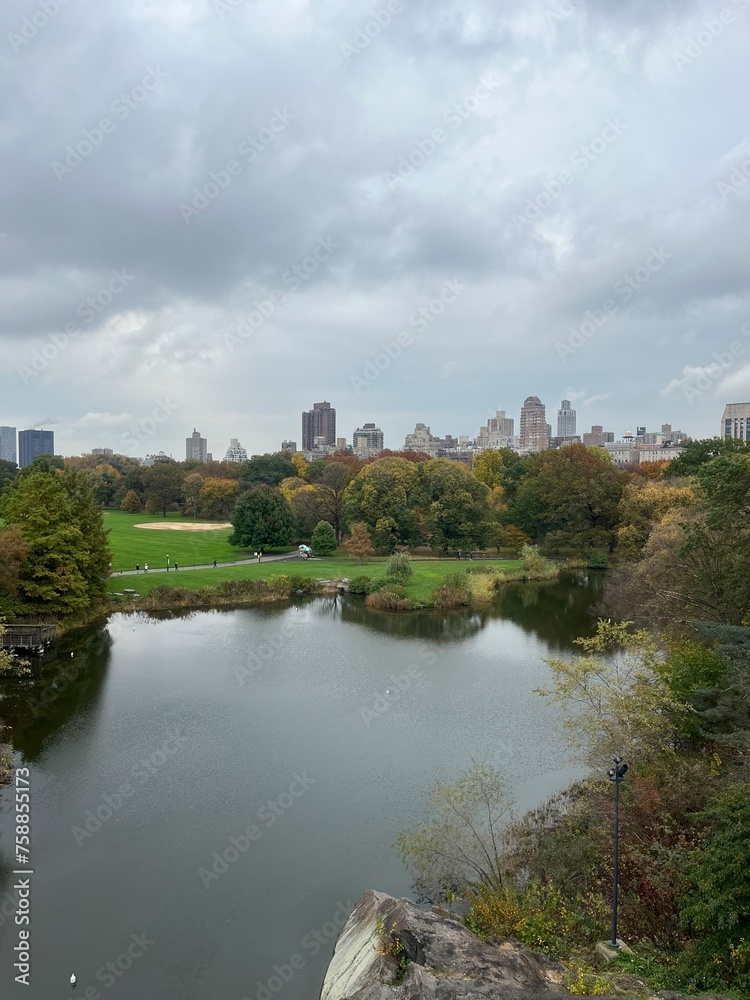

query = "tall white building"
[225,438,248,463]
[404,423,439,456]
[478,411,515,451]
[519,397,548,455]
[722,402,750,441]
[0,426,17,464]
[557,399,576,438]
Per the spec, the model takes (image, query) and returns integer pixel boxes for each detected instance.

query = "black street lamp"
[607,756,628,948]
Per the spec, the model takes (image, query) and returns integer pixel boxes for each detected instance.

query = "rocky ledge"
[320,889,593,1000]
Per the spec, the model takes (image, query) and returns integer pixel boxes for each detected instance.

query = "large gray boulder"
[320,890,574,1000]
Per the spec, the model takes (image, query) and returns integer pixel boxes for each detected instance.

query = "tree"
[311,520,337,556]
[473,450,506,490]
[417,459,492,553]
[291,462,354,541]
[143,459,184,516]
[615,480,696,557]
[345,523,374,563]
[290,452,309,480]
[198,478,238,519]
[397,763,514,901]
[540,620,688,768]
[509,445,624,551]
[90,463,122,507]
[182,472,204,517]
[665,436,750,478]
[0,459,19,498]
[229,486,296,550]
[240,454,297,489]
[0,527,28,617]
[59,468,111,607]
[343,457,420,551]
[120,489,142,513]
[0,472,89,616]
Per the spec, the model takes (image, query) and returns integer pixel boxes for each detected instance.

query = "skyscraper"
[224,438,248,463]
[721,402,750,441]
[186,429,208,462]
[0,426,17,464]
[519,397,548,454]
[557,399,576,438]
[302,401,336,451]
[478,411,514,450]
[353,423,384,457]
[19,429,54,468]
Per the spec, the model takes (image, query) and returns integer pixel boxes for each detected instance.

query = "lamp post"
[607,757,628,948]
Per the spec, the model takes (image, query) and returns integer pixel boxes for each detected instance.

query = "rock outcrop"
[320,890,574,1000]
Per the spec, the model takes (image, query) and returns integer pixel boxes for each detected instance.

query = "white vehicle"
[298,544,312,559]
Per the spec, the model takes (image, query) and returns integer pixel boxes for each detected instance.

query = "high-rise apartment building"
[557,399,576,438]
[91,448,114,457]
[19,429,54,468]
[519,397,548,454]
[302,401,336,451]
[353,423,384,457]
[224,438,248,463]
[404,423,439,456]
[478,411,514,450]
[583,425,615,447]
[721,403,750,441]
[0,426,17,464]
[281,440,297,454]
[186,429,208,462]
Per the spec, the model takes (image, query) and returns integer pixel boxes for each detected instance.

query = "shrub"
[517,544,558,581]
[465,564,498,575]
[385,551,413,580]
[349,575,373,595]
[587,549,608,570]
[366,585,413,611]
[431,580,469,609]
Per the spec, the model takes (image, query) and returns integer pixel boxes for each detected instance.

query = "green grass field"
[104,511,259,572]
[108,556,521,601]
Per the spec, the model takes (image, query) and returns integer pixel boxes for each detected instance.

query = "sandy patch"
[134,522,232,532]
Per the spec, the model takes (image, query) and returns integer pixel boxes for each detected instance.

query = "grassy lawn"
[104,510,259,571]
[108,556,522,601]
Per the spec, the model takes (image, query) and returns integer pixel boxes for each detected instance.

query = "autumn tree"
[615,480,696,557]
[182,472,204,517]
[120,489,142,513]
[417,459,492,552]
[473,450,506,490]
[0,527,28,617]
[345,523,374,563]
[343,457,420,551]
[290,452,309,480]
[143,459,184,516]
[198,478,238,519]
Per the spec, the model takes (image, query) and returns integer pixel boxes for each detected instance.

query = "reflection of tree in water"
[339,598,487,643]
[0,624,112,760]
[491,572,603,651]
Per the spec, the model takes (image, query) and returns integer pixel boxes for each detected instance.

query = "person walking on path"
[213,558,217,568]
[144,563,148,573]
[174,561,178,571]
[136,563,140,573]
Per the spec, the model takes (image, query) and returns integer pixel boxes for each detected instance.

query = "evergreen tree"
[229,486,296,550]
[311,520,337,556]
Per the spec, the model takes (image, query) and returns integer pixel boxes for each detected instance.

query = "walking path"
[112,551,303,578]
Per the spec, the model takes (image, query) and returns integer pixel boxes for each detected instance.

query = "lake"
[0,575,601,1000]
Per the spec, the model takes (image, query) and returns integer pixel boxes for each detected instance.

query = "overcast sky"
[1,0,749,460]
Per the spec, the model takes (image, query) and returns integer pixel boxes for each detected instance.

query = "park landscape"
[0,440,749,997]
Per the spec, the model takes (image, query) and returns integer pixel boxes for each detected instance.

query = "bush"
[517,544,558,581]
[366,585,413,611]
[587,549,609,570]
[349,575,373,595]
[385,551,413,580]
[465,564,499,575]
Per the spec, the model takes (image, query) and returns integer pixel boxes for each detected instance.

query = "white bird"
[70,652,74,657]
[70,973,77,987]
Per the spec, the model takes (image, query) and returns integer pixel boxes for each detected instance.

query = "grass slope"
[109,557,522,601]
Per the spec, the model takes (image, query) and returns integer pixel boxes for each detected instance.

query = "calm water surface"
[0,576,601,1000]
